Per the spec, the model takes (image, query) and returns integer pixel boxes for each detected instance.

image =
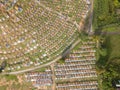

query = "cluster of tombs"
[25,37,98,90]
[0,0,91,72]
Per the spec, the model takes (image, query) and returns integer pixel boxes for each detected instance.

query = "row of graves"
[0,0,81,72]
[25,67,53,90]
[56,81,98,90]
[55,37,98,90]
[0,0,18,10]
[0,0,23,22]
[40,0,91,24]
[24,37,98,90]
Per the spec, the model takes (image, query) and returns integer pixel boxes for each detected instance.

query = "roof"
[114,80,120,87]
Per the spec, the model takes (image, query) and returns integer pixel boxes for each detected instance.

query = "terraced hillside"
[0,0,91,73]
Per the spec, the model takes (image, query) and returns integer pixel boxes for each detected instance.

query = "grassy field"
[108,35,120,60]
[0,74,18,81]
[35,67,47,72]
[98,34,120,65]
[101,24,120,32]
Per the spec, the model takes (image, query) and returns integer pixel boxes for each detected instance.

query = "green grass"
[108,35,120,60]
[35,67,47,72]
[57,59,65,64]
[97,34,120,67]
[0,74,18,81]
[0,81,34,90]
[93,0,120,31]
[0,86,7,90]
[3,74,18,81]
[102,24,120,32]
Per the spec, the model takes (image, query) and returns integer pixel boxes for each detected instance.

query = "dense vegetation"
[93,0,120,32]
[97,35,120,90]
[93,0,120,90]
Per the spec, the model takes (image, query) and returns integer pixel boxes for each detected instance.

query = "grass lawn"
[0,74,18,81]
[0,86,7,90]
[35,67,47,72]
[102,24,120,32]
[105,34,120,63]
[108,35,120,59]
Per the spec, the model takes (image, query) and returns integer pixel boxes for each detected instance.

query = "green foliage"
[97,35,120,89]
[93,1,120,89]
[57,59,65,64]
[99,48,107,56]
[100,64,119,90]
[114,0,120,8]
[35,67,47,72]
[102,24,120,32]
[93,0,120,31]
[108,35,120,60]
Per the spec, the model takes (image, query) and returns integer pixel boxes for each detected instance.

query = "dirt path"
[50,64,56,90]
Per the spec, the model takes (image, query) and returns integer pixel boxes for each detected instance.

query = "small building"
[113,80,120,90]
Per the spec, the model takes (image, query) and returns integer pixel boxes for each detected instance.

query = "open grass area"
[102,24,120,32]
[0,74,18,81]
[108,35,120,60]
[97,34,120,68]
[35,67,47,72]
[0,86,7,90]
